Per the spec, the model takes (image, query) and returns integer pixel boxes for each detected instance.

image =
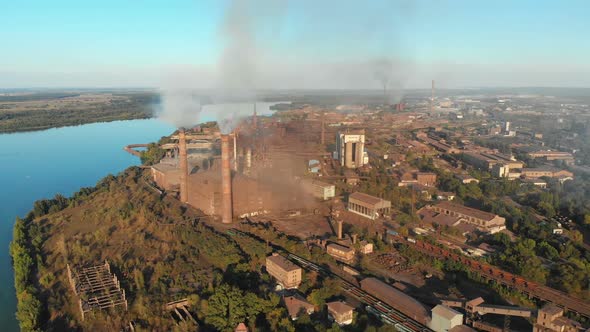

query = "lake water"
[0,101,284,330]
[0,119,174,330]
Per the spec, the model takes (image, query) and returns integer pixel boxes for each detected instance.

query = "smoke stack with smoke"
[221,134,233,224]
[178,129,189,203]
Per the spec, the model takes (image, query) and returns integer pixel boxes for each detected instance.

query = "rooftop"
[326,301,354,315]
[434,201,498,222]
[432,305,462,320]
[283,295,314,318]
[349,192,389,206]
[266,254,300,272]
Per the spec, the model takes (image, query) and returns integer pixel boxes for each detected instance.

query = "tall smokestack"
[321,113,325,145]
[337,220,343,240]
[233,133,238,171]
[431,79,435,113]
[253,102,257,130]
[179,129,189,203]
[221,134,233,224]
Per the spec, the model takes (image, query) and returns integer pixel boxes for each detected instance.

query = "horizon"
[2,0,590,89]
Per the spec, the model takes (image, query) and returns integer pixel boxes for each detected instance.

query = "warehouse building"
[430,201,506,234]
[360,277,431,325]
[431,305,463,332]
[347,192,391,220]
[302,179,336,200]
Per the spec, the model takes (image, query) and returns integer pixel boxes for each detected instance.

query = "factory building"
[360,278,431,325]
[265,253,302,289]
[302,179,336,200]
[520,168,573,180]
[347,192,391,220]
[326,243,355,264]
[462,152,523,171]
[326,301,354,326]
[431,305,463,332]
[336,130,368,168]
[429,201,506,234]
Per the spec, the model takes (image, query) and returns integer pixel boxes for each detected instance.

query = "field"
[0,91,155,132]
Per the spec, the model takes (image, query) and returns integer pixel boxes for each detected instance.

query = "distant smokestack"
[221,134,233,224]
[431,79,435,112]
[321,113,325,145]
[179,129,189,203]
[233,133,238,171]
[352,233,358,244]
[253,102,257,130]
[337,220,343,240]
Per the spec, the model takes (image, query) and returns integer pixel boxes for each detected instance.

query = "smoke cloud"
[155,0,416,130]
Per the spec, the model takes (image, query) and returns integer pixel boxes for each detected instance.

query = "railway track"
[286,254,433,332]
[399,237,590,318]
[227,228,433,331]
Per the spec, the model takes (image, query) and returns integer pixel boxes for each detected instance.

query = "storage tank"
[360,277,430,325]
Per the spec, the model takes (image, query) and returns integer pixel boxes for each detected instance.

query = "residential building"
[347,192,391,220]
[283,295,314,320]
[327,301,354,326]
[265,253,302,289]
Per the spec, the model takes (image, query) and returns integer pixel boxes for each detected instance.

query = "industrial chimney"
[221,134,233,224]
[252,102,257,130]
[337,220,343,240]
[178,129,189,203]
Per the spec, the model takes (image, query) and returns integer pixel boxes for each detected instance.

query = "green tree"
[205,284,247,331]
[16,290,41,332]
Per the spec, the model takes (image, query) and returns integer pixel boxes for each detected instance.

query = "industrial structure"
[392,235,590,318]
[347,192,391,220]
[66,261,127,321]
[336,130,367,168]
[423,201,506,234]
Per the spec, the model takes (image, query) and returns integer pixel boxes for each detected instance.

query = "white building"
[302,179,336,201]
[431,305,463,332]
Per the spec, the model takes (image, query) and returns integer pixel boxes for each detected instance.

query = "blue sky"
[1,0,589,88]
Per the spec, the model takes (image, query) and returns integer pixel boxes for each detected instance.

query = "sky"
[1,0,590,89]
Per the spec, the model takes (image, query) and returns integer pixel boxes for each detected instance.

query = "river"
[0,101,284,330]
[0,119,174,330]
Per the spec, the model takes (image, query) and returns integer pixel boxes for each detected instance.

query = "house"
[283,295,314,320]
[326,301,354,325]
[436,191,456,201]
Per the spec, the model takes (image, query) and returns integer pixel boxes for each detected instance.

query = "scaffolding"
[66,260,128,321]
